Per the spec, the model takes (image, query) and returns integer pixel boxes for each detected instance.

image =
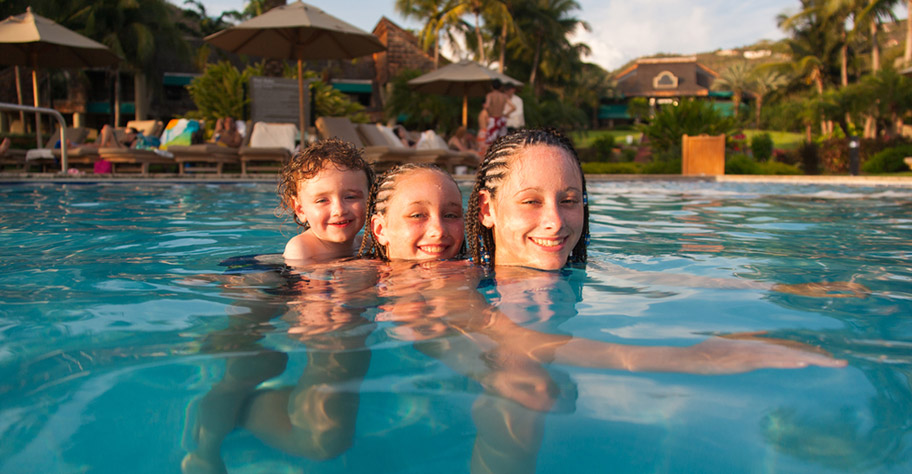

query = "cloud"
[572,0,795,71]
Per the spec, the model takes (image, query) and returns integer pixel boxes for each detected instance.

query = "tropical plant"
[858,67,912,137]
[776,0,843,94]
[862,144,912,172]
[713,62,754,119]
[750,69,789,128]
[640,99,737,159]
[750,133,775,161]
[385,69,462,133]
[395,0,460,68]
[187,61,264,122]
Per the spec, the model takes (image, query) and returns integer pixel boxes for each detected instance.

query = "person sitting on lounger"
[96,125,139,149]
[0,137,10,156]
[214,117,243,148]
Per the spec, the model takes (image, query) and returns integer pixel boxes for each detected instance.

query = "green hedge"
[862,145,912,173]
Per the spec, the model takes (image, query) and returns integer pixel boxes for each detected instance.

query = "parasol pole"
[298,58,307,144]
[31,54,42,149]
[462,94,468,127]
[14,66,25,128]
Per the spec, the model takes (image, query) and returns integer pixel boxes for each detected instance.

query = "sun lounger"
[169,121,248,175]
[239,122,298,175]
[21,127,91,172]
[97,120,179,174]
[316,117,418,173]
[355,122,458,172]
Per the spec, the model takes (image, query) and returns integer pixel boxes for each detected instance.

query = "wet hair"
[466,128,589,267]
[278,138,375,230]
[492,79,503,90]
[359,163,465,261]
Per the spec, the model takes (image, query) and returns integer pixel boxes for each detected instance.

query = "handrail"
[0,102,68,172]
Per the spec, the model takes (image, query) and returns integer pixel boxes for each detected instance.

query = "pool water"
[0,181,910,473]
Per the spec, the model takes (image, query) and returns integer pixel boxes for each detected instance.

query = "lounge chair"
[169,121,248,176]
[354,122,459,172]
[23,127,91,172]
[239,122,298,175]
[316,117,419,173]
[97,120,179,175]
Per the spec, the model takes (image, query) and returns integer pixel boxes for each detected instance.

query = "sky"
[189,0,904,72]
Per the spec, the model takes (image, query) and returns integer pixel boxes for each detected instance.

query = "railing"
[0,102,68,172]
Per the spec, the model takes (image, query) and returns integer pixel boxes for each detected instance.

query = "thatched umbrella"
[205,1,385,137]
[408,60,522,127]
[0,7,120,147]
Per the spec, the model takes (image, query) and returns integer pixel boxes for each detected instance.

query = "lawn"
[571,129,642,148]
[742,129,804,150]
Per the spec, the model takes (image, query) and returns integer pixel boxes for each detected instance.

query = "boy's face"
[293,166,368,246]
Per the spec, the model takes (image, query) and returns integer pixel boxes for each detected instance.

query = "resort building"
[601,56,743,126]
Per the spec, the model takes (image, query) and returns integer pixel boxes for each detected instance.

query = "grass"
[742,129,804,150]
[571,129,642,148]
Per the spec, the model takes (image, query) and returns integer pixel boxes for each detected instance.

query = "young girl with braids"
[279,138,374,263]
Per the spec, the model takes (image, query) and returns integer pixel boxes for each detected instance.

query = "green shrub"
[581,162,642,174]
[757,161,802,175]
[640,99,737,158]
[642,158,682,174]
[187,60,265,123]
[750,133,774,161]
[620,147,637,162]
[862,145,912,173]
[726,154,759,174]
[591,135,616,162]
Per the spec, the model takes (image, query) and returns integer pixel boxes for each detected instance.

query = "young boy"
[278,138,374,262]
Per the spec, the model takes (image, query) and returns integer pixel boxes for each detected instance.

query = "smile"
[529,237,566,248]
[329,220,352,226]
[418,244,449,254]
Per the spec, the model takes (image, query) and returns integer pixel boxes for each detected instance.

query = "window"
[653,71,678,89]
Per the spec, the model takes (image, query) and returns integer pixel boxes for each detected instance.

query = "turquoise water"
[1,181,910,473]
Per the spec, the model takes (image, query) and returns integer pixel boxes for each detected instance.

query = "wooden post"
[682,134,725,175]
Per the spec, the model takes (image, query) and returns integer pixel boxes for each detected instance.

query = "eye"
[444,212,462,219]
[562,197,581,205]
[408,213,426,219]
[521,199,540,205]
[314,198,328,204]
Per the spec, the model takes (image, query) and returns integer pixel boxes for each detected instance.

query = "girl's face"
[293,166,368,245]
[372,169,464,261]
[479,145,584,270]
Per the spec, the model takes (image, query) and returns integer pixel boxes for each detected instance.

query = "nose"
[541,200,564,230]
[330,197,345,216]
[427,214,444,238]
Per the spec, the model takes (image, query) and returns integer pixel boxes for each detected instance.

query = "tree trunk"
[433,32,440,69]
[733,91,741,118]
[906,0,912,65]
[134,73,147,121]
[755,95,763,129]
[840,34,848,87]
[474,11,485,63]
[529,36,542,92]
[871,21,880,72]
[499,22,507,73]
[114,68,121,127]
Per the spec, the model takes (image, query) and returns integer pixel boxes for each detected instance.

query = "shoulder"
[283,233,311,260]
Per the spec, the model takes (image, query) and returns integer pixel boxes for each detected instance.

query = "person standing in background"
[505,84,524,133]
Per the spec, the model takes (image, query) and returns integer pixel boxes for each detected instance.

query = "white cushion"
[250,122,298,152]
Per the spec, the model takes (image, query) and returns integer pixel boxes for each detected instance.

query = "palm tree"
[906,0,912,65]
[481,0,515,73]
[395,0,459,68]
[713,62,754,119]
[750,70,789,128]
[860,67,912,137]
[446,0,490,63]
[65,0,186,125]
[510,0,589,93]
[776,2,842,94]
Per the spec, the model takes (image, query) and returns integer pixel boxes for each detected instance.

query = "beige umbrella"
[408,60,522,127]
[205,1,385,136]
[0,7,120,147]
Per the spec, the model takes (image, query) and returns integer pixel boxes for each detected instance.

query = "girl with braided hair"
[359,163,465,261]
[467,128,588,271]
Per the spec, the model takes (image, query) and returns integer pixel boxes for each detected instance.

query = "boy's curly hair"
[278,138,375,229]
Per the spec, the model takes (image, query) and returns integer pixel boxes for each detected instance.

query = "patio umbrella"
[408,60,522,127]
[0,7,120,147]
[205,1,385,137]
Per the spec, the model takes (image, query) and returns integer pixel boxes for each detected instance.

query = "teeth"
[420,245,446,253]
[531,238,562,247]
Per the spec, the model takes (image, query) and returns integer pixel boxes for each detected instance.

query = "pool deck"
[2,172,912,187]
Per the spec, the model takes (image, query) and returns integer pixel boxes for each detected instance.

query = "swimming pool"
[0,180,910,473]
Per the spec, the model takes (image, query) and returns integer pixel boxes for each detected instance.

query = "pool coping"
[2,173,912,187]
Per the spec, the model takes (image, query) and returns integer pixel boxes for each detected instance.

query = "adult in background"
[504,84,524,133]
[483,79,515,147]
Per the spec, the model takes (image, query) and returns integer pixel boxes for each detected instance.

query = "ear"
[478,190,496,229]
[371,214,389,246]
[291,196,307,226]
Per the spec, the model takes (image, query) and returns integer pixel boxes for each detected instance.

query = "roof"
[614,56,718,98]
